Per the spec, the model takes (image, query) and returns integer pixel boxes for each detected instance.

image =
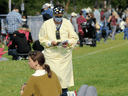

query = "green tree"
[1,0,128,15]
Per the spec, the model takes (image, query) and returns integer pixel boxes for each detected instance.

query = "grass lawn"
[0,33,128,96]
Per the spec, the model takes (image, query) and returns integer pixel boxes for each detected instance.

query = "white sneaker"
[26,56,29,60]
[18,56,23,60]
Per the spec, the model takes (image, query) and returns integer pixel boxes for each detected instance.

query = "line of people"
[70,6,128,47]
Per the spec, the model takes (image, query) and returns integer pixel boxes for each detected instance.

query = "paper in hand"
[58,40,68,47]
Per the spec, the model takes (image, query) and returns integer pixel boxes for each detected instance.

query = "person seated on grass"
[8,31,30,60]
[21,51,62,96]
[18,24,33,51]
[0,42,8,61]
[32,40,44,52]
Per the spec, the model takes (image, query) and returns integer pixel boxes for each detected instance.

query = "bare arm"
[126,11,128,25]
[108,16,112,22]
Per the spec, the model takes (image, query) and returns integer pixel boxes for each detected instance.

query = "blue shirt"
[123,27,128,34]
[41,8,53,17]
[6,10,22,34]
[83,10,87,18]
[94,9,101,23]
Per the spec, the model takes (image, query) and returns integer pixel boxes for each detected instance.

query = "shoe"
[25,56,29,60]
[18,56,23,60]
[12,57,15,60]
[12,57,17,60]
[79,45,83,47]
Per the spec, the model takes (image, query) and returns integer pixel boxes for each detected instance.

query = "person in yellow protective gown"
[39,4,79,96]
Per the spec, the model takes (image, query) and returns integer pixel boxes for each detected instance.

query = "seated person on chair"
[8,31,30,60]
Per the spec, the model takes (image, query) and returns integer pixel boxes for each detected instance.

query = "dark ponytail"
[29,51,52,78]
[43,64,52,78]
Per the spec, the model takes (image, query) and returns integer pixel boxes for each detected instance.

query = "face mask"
[22,19,27,22]
[109,10,111,13]
[54,16,63,23]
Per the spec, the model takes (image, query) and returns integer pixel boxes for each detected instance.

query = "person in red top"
[0,43,8,61]
[108,11,118,40]
[77,10,87,47]
[100,8,105,21]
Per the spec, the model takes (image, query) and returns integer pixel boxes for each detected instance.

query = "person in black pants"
[18,24,33,51]
[8,31,30,60]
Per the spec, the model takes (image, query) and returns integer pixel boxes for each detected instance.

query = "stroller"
[81,19,96,47]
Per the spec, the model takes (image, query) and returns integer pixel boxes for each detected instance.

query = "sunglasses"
[55,16,63,18]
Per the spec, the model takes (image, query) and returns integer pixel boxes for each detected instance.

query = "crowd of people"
[0,2,128,96]
[70,6,128,47]
[0,6,44,60]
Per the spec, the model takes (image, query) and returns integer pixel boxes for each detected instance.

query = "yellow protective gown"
[39,18,79,88]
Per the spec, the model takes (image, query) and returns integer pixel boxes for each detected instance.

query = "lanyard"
[55,23,62,40]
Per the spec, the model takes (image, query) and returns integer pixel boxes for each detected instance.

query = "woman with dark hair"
[22,14,28,24]
[21,51,62,96]
[84,12,97,46]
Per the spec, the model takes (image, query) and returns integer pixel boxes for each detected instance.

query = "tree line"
[0,0,128,15]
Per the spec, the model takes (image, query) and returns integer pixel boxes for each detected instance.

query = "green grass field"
[0,33,128,96]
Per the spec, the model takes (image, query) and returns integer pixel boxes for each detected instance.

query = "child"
[0,41,8,61]
[123,25,128,40]
[20,83,27,96]
[20,83,34,96]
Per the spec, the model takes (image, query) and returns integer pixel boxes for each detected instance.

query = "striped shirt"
[6,10,22,34]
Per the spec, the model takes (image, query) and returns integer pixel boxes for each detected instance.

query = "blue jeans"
[60,88,68,96]
[96,32,100,42]
[8,49,18,59]
[111,25,117,40]
[123,33,128,40]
